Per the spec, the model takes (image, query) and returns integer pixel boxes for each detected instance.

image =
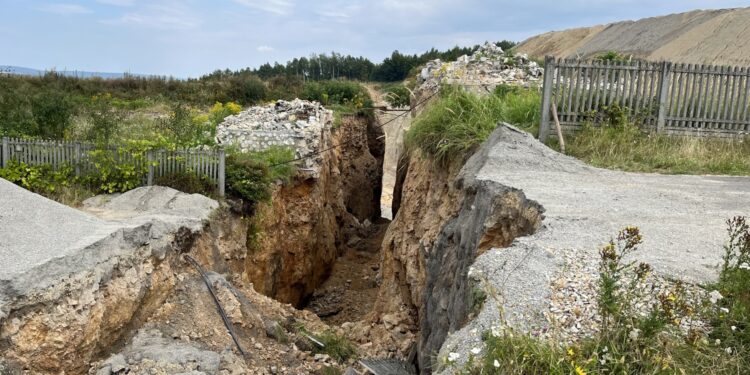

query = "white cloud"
[233,0,292,15]
[257,45,274,52]
[101,4,200,30]
[36,3,93,15]
[316,10,350,22]
[95,0,136,6]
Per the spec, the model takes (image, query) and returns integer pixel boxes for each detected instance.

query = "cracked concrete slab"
[439,124,750,368]
[0,182,218,319]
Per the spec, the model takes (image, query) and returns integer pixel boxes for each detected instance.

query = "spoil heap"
[215,99,333,172]
[418,42,544,91]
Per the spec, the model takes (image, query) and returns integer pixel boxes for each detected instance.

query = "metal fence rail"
[539,56,750,140]
[1,137,225,196]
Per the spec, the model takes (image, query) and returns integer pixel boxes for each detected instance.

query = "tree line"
[204,41,517,83]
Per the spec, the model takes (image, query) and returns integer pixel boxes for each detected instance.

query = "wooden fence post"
[539,56,556,141]
[656,61,672,133]
[147,150,155,186]
[218,149,226,197]
[2,137,8,168]
[74,142,81,177]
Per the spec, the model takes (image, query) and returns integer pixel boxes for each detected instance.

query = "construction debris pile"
[216,99,333,172]
[418,42,544,91]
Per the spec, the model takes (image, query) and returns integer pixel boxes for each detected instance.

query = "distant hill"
[0,65,152,79]
[515,7,750,66]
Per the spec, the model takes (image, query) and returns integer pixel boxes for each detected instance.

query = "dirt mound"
[516,7,750,66]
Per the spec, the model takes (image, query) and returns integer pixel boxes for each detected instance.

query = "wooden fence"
[539,56,750,140]
[0,137,225,196]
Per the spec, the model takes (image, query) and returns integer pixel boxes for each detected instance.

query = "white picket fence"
[0,137,225,196]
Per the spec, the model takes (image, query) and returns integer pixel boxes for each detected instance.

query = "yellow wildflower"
[575,366,587,375]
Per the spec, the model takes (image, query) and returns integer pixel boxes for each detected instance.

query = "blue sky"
[1,0,747,77]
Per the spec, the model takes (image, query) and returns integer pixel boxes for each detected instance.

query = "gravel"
[438,124,750,369]
[516,7,750,66]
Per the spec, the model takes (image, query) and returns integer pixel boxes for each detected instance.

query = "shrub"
[225,146,296,203]
[596,51,630,62]
[381,83,411,108]
[0,82,34,138]
[226,75,266,105]
[30,90,75,140]
[82,148,145,194]
[85,94,123,147]
[301,80,371,108]
[0,160,74,195]
[155,171,217,196]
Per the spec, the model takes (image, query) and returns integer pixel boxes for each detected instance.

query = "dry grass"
[563,124,750,175]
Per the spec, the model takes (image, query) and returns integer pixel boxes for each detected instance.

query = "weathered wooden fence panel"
[0,137,225,196]
[539,56,750,140]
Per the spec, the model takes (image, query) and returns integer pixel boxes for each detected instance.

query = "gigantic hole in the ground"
[296,112,393,324]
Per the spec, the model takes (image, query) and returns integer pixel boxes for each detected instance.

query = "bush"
[596,51,630,62]
[82,148,145,194]
[155,171,217,196]
[0,81,34,138]
[85,94,123,147]
[0,160,74,195]
[225,146,296,203]
[381,83,411,108]
[30,90,75,140]
[226,75,266,105]
[301,80,371,108]
[0,160,94,205]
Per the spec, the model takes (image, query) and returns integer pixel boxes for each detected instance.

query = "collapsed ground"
[2,42,750,375]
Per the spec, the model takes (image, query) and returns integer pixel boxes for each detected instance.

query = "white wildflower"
[628,328,641,341]
[720,307,729,313]
[490,325,501,337]
[494,359,500,368]
[725,347,733,355]
[739,263,750,270]
[447,352,460,362]
[709,290,723,304]
[471,347,481,355]
[715,339,721,345]
[731,326,737,331]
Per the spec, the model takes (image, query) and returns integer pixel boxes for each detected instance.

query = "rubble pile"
[216,99,333,172]
[418,42,544,91]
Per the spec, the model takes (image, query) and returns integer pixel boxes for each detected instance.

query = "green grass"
[563,124,750,175]
[405,86,540,165]
[293,324,357,363]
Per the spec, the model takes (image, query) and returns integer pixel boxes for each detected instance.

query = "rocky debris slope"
[417,42,544,92]
[515,7,750,66]
[436,124,750,371]
[89,270,358,375]
[215,99,333,174]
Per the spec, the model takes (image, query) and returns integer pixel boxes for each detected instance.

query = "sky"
[1,0,748,78]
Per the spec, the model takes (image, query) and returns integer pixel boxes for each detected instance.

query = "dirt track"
[516,7,750,65]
